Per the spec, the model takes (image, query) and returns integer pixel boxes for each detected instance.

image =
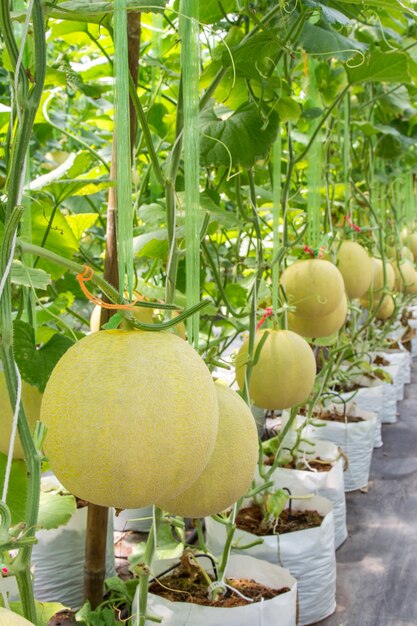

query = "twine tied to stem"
[76,265,139,310]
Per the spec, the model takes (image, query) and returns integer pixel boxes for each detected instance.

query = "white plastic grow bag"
[32,505,115,609]
[113,506,153,532]
[375,350,411,396]
[340,385,383,448]
[205,495,336,626]
[378,364,399,424]
[143,554,297,626]
[291,403,377,492]
[262,438,347,549]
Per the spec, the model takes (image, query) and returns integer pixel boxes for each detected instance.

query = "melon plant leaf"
[37,491,77,530]
[0,453,28,526]
[200,102,279,168]
[9,601,67,626]
[13,320,75,392]
[265,489,289,519]
[10,261,51,290]
[347,51,411,84]
[222,32,282,81]
[300,20,366,59]
[174,0,236,24]
[303,0,352,25]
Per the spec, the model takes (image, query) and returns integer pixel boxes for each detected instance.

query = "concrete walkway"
[318,358,417,626]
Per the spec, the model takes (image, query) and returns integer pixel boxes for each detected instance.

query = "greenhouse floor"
[317,357,417,626]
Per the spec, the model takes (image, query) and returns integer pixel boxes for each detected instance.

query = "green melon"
[41,330,219,509]
[235,329,317,410]
[281,259,345,318]
[157,383,258,518]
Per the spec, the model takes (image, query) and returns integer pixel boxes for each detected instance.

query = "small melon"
[394,261,417,295]
[281,259,345,318]
[401,246,414,263]
[157,383,258,518]
[0,371,42,459]
[288,294,347,339]
[41,330,219,509]
[336,241,373,299]
[407,233,417,261]
[235,329,317,410]
[0,608,36,625]
[361,294,395,320]
[369,258,395,292]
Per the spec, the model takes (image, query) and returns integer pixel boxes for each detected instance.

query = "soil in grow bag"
[236,503,324,536]
[148,566,289,607]
[314,410,365,424]
[265,455,334,472]
[373,355,390,366]
[48,610,77,625]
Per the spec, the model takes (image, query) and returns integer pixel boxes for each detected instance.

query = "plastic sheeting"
[145,554,297,626]
[261,438,347,549]
[205,496,336,626]
[32,506,115,609]
[340,385,384,448]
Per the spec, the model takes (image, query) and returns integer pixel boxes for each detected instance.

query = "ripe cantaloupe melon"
[407,233,417,261]
[40,330,219,509]
[336,241,373,299]
[360,294,395,320]
[0,371,41,459]
[394,261,417,295]
[401,246,414,263]
[369,258,395,292]
[288,294,347,339]
[281,259,345,318]
[235,329,316,410]
[156,383,258,518]
[0,608,36,625]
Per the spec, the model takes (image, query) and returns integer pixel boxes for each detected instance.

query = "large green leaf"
[300,20,366,59]
[13,321,75,392]
[9,602,68,626]
[347,51,411,84]
[222,32,282,81]
[174,0,236,24]
[0,453,27,526]
[10,261,51,290]
[200,102,279,168]
[37,491,77,530]
[30,200,79,280]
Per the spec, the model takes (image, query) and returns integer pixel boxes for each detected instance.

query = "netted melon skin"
[336,241,373,299]
[41,330,219,509]
[157,383,258,517]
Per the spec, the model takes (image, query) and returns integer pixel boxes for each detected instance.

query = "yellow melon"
[0,371,42,459]
[0,608,36,625]
[369,258,395,292]
[336,241,373,299]
[401,246,414,263]
[281,259,345,318]
[288,294,347,339]
[156,383,258,517]
[407,233,417,261]
[361,294,395,320]
[235,329,317,410]
[394,261,417,295]
[40,330,219,509]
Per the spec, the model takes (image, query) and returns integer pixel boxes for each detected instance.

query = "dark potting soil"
[318,410,364,424]
[265,454,334,472]
[149,569,289,607]
[235,503,324,536]
[373,355,390,366]
[48,610,78,626]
